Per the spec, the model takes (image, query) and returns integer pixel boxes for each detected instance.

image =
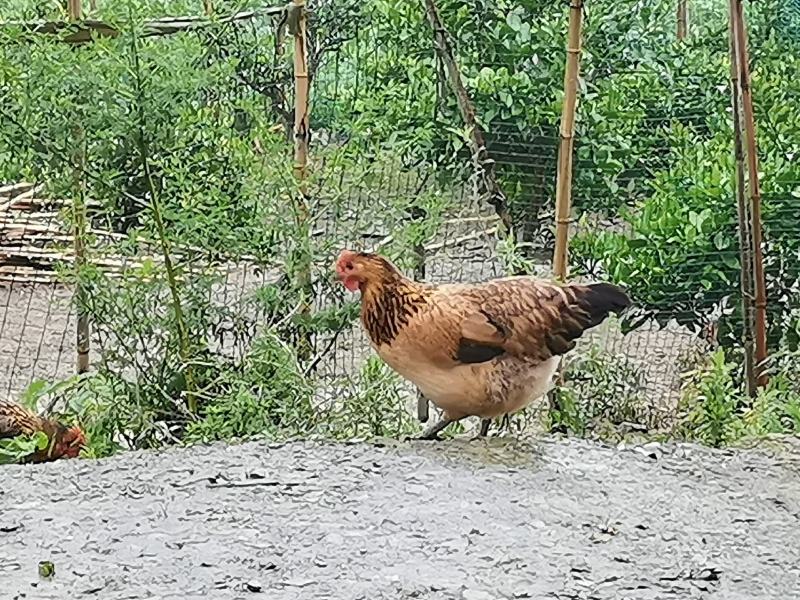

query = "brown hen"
[335,249,631,439]
[0,399,86,463]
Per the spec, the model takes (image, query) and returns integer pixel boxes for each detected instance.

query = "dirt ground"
[2,436,799,600]
[0,283,78,400]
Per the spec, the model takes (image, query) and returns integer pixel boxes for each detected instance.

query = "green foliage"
[676,349,740,446]
[316,356,418,440]
[676,348,800,447]
[0,431,49,465]
[546,345,655,439]
[572,127,740,333]
[185,333,315,443]
[572,24,800,344]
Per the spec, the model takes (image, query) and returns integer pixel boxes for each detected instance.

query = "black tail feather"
[543,282,632,357]
[576,282,632,329]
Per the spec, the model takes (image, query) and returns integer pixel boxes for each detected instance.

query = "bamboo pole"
[423,0,512,234]
[731,0,768,386]
[552,0,583,282]
[409,205,429,422]
[677,0,688,40]
[68,0,82,20]
[291,0,312,360]
[71,125,90,375]
[6,6,287,45]
[728,1,756,397]
[68,0,90,373]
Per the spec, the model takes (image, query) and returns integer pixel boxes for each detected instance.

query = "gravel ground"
[2,436,800,600]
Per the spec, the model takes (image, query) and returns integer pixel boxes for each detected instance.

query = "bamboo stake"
[410,205,429,423]
[71,124,90,374]
[423,0,512,234]
[68,0,82,20]
[549,0,584,400]
[291,0,313,361]
[68,0,89,374]
[731,0,768,386]
[552,0,584,282]
[677,0,688,40]
[728,0,756,397]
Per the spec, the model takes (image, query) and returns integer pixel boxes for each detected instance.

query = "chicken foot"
[417,417,456,440]
[416,416,493,441]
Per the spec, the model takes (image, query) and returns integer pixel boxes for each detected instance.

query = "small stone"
[38,561,55,580]
[245,579,262,593]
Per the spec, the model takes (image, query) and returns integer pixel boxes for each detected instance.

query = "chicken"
[0,399,86,463]
[334,249,631,439]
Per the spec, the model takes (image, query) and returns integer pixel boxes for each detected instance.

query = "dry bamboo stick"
[677,0,688,40]
[731,0,768,386]
[0,182,36,197]
[552,0,584,282]
[0,274,60,284]
[0,249,143,269]
[68,0,82,21]
[0,212,61,222]
[728,0,756,397]
[291,0,313,361]
[409,203,429,422]
[69,114,90,374]
[423,0,512,234]
[0,185,44,213]
[6,5,286,44]
[423,226,498,253]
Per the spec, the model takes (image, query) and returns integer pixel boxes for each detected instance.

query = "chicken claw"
[417,417,455,441]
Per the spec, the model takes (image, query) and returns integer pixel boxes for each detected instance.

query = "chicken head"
[57,425,87,459]
[334,249,399,293]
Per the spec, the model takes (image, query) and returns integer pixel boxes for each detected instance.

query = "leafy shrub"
[546,345,655,439]
[316,356,419,440]
[676,348,800,446]
[185,333,315,443]
[572,127,740,335]
[0,432,49,465]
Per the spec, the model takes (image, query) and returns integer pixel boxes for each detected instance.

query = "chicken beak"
[334,266,345,283]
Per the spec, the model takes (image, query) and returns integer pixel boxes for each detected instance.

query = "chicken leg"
[418,416,493,441]
[417,417,455,440]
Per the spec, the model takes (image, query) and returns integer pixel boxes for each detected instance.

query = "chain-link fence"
[1,0,798,443]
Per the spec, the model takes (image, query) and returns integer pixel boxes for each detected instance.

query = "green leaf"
[713,231,730,250]
[20,379,47,410]
[506,12,522,32]
[518,22,531,43]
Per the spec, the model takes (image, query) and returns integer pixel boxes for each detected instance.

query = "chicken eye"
[345,262,353,271]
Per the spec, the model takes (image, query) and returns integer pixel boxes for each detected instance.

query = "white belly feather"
[375,340,560,420]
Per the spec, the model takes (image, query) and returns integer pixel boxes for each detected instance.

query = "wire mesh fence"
[0,0,798,444]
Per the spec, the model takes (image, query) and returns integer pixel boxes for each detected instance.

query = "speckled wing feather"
[442,277,631,365]
[0,400,44,439]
